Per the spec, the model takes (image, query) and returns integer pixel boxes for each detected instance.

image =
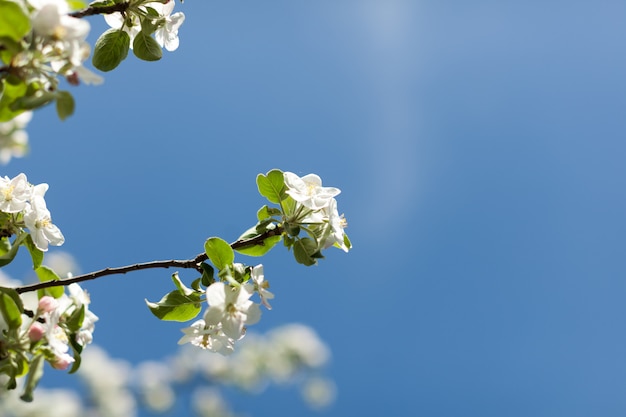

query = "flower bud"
[38,296,58,313]
[50,353,74,370]
[28,322,45,342]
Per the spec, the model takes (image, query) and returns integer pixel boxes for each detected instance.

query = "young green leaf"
[55,91,75,121]
[35,266,63,298]
[0,0,31,42]
[293,237,319,266]
[234,224,282,257]
[92,28,130,72]
[145,291,202,322]
[0,79,27,122]
[256,169,286,204]
[204,237,234,270]
[133,31,162,61]
[24,235,43,270]
[0,288,23,328]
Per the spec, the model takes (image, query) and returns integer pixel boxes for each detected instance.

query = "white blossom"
[23,195,64,251]
[284,172,341,211]
[152,0,185,51]
[321,197,350,252]
[248,264,274,310]
[178,319,236,355]
[0,173,31,213]
[204,282,261,341]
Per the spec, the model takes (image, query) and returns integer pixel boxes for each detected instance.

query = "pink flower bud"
[38,296,58,313]
[28,322,45,342]
[50,353,74,370]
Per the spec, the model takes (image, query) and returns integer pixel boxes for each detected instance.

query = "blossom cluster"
[178,264,272,355]
[15,0,102,91]
[29,283,99,370]
[0,269,98,401]
[284,171,350,253]
[104,0,185,52]
[0,172,64,251]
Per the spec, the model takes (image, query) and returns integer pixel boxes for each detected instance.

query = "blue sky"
[5,0,626,416]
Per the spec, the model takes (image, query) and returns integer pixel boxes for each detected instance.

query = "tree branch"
[14,226,283,294]
[68,2,130,18]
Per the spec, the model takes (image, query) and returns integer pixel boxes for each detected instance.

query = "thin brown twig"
[14,226,284,294]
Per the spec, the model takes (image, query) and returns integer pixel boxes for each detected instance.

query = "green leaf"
[35,266,63,298]
[293,237,319,266]
[0,233,25,267]
[256,169,286,204]
[204,237,234,270]
[67,337,82,374]
[20,354,44,402]
[234,224,282,257]
[0,287,23,328]
[0,237,10,256]
[257,205,282,221]
[145,291,202,322]
[0,0,31,42]
[92,28,130,72]
[55,91,75,121]
[24,235,43,269]
[0,79,27,122]
[67,0,86,10]
[65,304,85,332]
[88,0,115,7]
[10,90,55,111]
[200,263,215,287]
[171,272,195,296]
[132,31,162,62]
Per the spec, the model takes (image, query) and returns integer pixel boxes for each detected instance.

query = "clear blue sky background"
[5,0,626,416]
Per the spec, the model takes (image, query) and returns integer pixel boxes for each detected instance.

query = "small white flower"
[23,195,64,251]
[248,264,274,310]
[284,172,341,211]
[204,282,261,340]
[178,319,235,355]
[151,0,185,51]
[321,198,350,252]
[0,173,31,213]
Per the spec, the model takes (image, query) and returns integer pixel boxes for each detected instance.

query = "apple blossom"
[23,195,65,251]
[284,172,341,211]
[0,173,31,213]
[178,319,236,355]
[320,198,350,252]
[248,264,274,310]
[152,0,186,51]
[204,282,261,341]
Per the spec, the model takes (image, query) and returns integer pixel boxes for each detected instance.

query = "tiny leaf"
[55,90,75,121]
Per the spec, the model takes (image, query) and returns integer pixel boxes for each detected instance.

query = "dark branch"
[68,2,130,18]
[14,226,283,294]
